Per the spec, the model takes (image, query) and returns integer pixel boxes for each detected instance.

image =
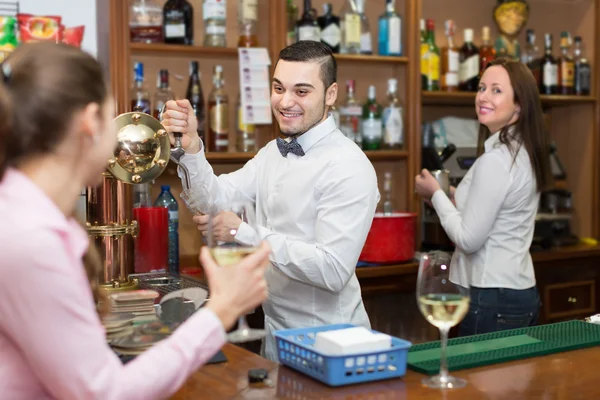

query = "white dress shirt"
[179,116,380,360]
[431,131,539,290]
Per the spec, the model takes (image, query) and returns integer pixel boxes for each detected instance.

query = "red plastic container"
[133,206,169,273]
[359,212,417,263]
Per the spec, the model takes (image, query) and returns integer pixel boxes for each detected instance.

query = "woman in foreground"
[0,42,269,399]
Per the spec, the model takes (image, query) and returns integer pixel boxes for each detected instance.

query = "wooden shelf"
[422,91,597,107]
[130,43,239,57]
[364,150,409,161]
[334,54,408,64]
[206,151,256,163]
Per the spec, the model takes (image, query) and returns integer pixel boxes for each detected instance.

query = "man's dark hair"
[277,41,337,89]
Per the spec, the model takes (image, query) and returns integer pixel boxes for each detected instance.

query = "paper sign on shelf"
[238,47,272,125]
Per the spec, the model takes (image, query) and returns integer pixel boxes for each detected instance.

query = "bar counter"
[171,343,600,399]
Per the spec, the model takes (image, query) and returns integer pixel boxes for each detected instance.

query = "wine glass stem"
[439,326,450,382]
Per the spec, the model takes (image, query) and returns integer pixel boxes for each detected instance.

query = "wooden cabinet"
[544,280,596,320]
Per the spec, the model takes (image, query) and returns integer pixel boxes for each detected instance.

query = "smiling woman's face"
[475,65,520,133]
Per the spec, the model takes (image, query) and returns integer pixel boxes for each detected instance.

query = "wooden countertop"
[172,343,600,399]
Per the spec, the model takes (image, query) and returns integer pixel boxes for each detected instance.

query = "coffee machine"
[85,112,171,292]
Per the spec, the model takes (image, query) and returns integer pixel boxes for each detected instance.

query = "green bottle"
[361,85,383,150]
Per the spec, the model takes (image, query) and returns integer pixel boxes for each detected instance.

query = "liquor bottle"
[479,26,495,72]
[238,0,258,47]
[573,36,591,96]
[361,85,383,150]
[382,171,394,215]
[186,61,206,144]
[422,19,440,91]
[163,0,194,45]
[339,79,362,146]
[203,0,227,47]
[236,94,256,152]
[154,185,179,274]
[382,78,403,150]
[378,0,402,56]
[208,65,230,152]
[131,62,151,114]
[340,0,361,54]
[558,31,575,95]
[441,20,459,92]
[459,28,479,92]
[318,3,341,53]
[296,0,320,42]
[152,69,175,120]
[420,19,427,90]
[130,0,163,43]
[330,103,341,127]
[522,29,541,86]
[356,0,372,55]
[540,33,558,95]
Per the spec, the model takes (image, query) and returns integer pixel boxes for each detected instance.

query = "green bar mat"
[407,320,600,375]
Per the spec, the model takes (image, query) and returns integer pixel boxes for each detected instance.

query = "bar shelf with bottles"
[420,18,594,108]
[130,42,240,57]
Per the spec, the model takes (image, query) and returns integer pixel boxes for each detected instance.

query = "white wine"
[418,294,469,329]
[210,247,258,267]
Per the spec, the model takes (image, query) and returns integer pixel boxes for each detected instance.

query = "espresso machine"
[85,112,171,292]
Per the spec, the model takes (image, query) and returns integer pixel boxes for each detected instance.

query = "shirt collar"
[1,168,89,258]
[295,115,337,153]
[484,126,517,153]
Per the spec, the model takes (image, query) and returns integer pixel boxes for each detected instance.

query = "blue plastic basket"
[273,324,412,387]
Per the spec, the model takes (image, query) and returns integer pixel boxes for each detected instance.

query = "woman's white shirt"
[431,131,539,289]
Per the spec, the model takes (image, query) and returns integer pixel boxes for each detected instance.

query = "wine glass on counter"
[416,251,470,389]
[206,197,266,343]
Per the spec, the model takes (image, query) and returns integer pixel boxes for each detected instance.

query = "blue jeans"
[459,286,541,336]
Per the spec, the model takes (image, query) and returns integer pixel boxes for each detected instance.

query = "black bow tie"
[276,137,305,157]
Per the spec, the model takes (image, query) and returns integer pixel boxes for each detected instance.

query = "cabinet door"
[543,280,596,321]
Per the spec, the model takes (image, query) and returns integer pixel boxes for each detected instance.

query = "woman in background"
[415,58,551,336]
[0,42,269,399]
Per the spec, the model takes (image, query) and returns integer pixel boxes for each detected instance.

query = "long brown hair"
[0,42,109,314]
[477,58,552,191]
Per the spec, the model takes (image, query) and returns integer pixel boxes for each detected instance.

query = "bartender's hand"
[202,242,270,331]
[415,169,441,201]
[194,211,243,242]
[161,99,201,154]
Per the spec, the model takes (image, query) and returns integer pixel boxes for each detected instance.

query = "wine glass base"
[422,374,467,389]
[227,328,266,343]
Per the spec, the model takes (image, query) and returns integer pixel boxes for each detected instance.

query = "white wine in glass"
[207,198,266,343]
[416,251,469,389]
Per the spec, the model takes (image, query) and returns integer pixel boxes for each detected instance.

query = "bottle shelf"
[130,43,239,57]
[421,91,596,107]
[334,54,409,64]
[195,149,409,164]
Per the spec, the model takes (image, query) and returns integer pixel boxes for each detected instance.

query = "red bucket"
[359,212,417,263]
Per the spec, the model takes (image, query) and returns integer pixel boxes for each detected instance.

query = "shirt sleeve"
[247,158,379,293]
[0,233,226,400]
[178,140,264,209]
[431,151,512,254]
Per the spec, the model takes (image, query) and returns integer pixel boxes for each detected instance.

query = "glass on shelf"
[130,0,163,44]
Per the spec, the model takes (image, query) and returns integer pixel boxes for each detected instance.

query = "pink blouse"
[0,169,226,399]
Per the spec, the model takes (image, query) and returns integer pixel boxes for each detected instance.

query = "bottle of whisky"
[238,0,258,47]
[382,78,403,150]
[152,69,175,120]
[208,65,230,152]
[186,61,206,144]
[422,19,440,91]
[163,0,194,45]
[459,28,479,92]
[558,31,575,95]
[540,33,558,95]
[479,26,495,72]
[318,3,341,53]
[361,85,383,150]
[297,0,320,42]
[378,0,402,56]
[441,20,458,92]
[131,62,151,114]
[573,36,591,96]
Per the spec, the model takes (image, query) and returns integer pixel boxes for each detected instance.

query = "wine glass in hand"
[416,251,469,389]
[206,198,266,343]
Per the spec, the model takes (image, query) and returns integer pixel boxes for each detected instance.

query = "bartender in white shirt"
[415,59,552,336]
[161,41,379,360]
